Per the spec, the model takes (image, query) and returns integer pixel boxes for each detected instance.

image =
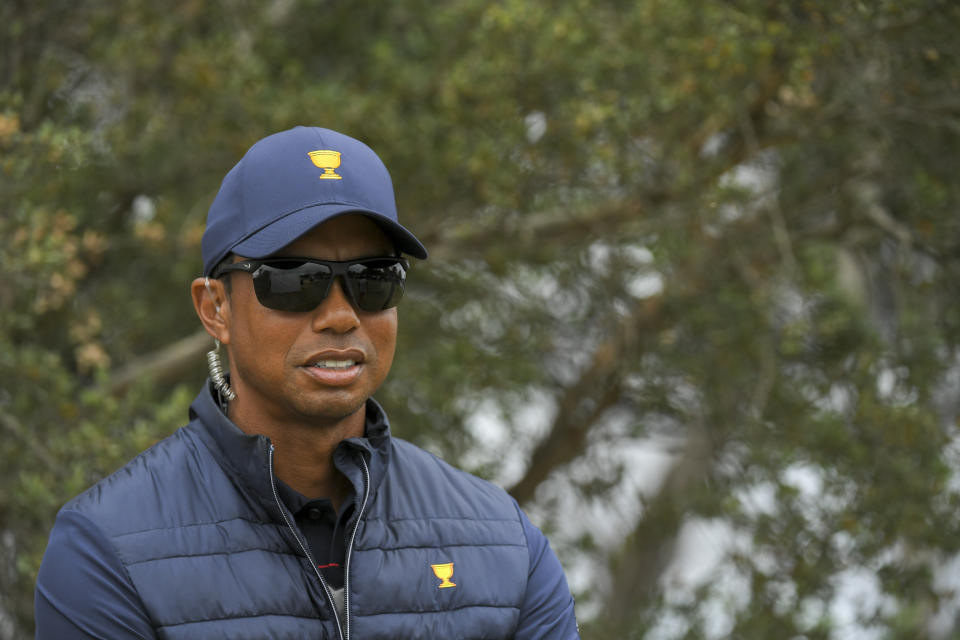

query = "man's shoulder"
[388,436,508,490]
[62,424,203,531]
[386,437,521,519]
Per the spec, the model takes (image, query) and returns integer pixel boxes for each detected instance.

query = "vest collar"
[187,380,392,518]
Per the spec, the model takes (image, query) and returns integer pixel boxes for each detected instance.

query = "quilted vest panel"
[349,439,528,639]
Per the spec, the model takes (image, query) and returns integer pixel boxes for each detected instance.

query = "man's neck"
[228,402,365,512]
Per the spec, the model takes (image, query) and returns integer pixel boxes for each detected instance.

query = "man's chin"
[294,395,368,428]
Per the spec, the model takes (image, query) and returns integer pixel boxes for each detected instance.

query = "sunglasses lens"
[250,258,406,312]
[252,261,333,312]
[345,259,407,311]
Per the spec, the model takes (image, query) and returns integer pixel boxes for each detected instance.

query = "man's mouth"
[309,360,357,370]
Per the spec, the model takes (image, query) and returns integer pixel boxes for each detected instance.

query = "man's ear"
[191,277,231,344]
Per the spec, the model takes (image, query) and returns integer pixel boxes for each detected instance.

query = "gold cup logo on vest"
[431,562,457,589]
[308,149,343,179]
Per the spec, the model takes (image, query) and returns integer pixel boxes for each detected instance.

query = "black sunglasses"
[213,256,408,313]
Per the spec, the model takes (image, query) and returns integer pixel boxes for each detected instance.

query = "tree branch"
[0,407,58,469]
[104,330,212,395]
[507,296,666,505]
[599,428,714,630]
[420,197,653,263]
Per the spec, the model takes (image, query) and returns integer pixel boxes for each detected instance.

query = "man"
[35,126,580,639]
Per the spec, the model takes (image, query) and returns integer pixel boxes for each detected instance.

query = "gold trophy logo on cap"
[308,150,342,179]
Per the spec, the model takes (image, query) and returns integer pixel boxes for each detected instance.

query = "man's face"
[223,214,398,428]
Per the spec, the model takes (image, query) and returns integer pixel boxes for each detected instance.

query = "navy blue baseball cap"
[201,126,427,276]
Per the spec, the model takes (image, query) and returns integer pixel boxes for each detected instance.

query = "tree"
[3,0,960,637]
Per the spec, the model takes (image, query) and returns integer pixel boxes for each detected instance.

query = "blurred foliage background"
[3,0,960,637]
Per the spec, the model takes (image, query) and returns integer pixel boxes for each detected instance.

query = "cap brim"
[230,204,428,261]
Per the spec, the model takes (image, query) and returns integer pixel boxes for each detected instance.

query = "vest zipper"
[268,444,345,640]
[343,455,371,640]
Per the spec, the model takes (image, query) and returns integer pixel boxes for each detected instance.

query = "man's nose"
[311,278,360,333]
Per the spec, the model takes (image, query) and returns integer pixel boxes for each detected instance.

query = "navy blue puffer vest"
[63,388,529,639]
